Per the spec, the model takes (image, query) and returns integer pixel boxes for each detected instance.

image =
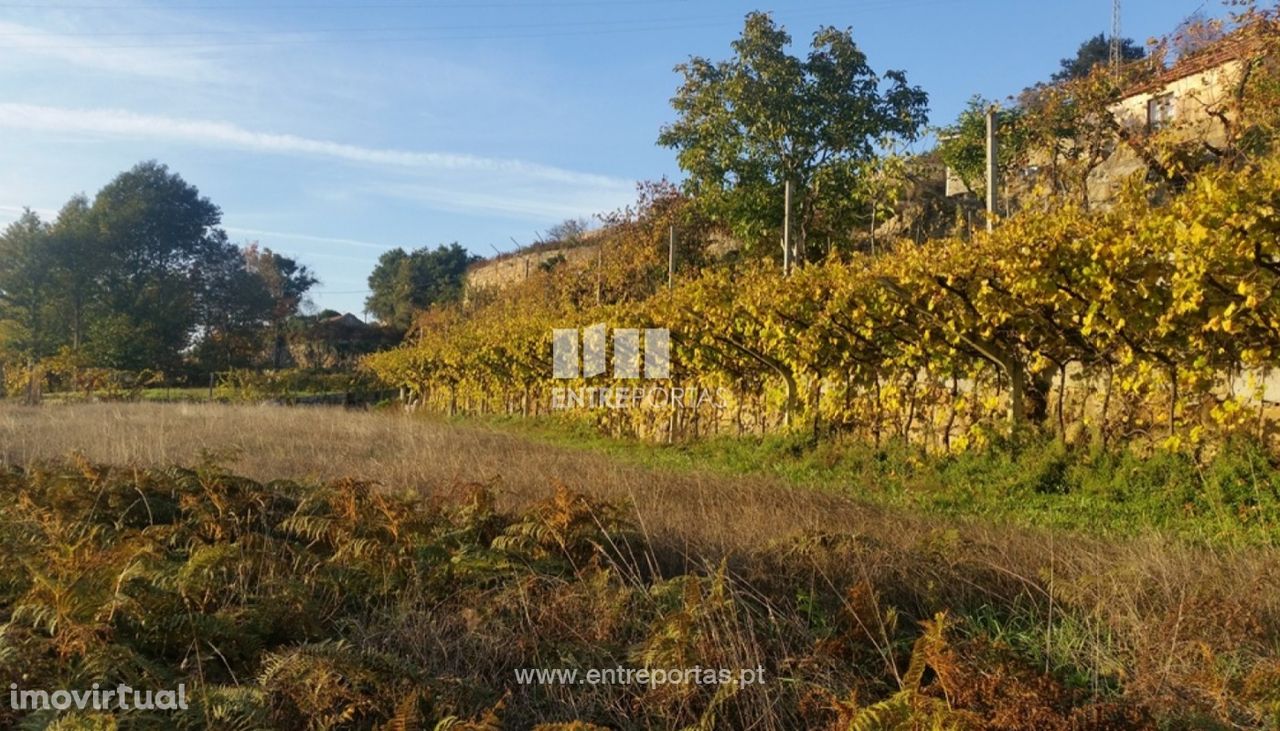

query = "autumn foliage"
[367,156,1280,452]
[5,458,1278,728]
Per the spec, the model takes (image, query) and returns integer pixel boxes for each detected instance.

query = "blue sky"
[0,0,1225,314]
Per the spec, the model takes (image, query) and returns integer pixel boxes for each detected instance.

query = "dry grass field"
[3,402,1280,727]
[0,401,864,558]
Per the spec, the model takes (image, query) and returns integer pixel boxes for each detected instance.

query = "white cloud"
[0,21,222,81]
[0,103,636,220]
[372,182,626,223]
[267,248,372,264]
[0,103,632,190]
[224,226,392,252]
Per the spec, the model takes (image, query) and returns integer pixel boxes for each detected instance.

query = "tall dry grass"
[0,401,879,558]
[2,402,1278,724]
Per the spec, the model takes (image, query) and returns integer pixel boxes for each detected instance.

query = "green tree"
[85,161,226,371]
[193,241,276,372]
[1052,34,1145,82]
[937,96,1030,198]
[0,162,326,379]
[658,12,928,265]
[365,243,478,329]
[243,244,319,367]
[47,195,99,354]
[0,210,58,362]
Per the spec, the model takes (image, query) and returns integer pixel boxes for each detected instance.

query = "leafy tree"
[0,162,327,379]
[365,243,478,329]
[244,244,318,324]
[0,210,57,362]
[243,244,319,367]
[85,161,226,371]
[808,151,910,255]
[1051,33,1145,82]
[47,195,100,353]
[366,249,409,326]
[658,12,928,266]
[937,96,1029,198]
[193,241,276,371]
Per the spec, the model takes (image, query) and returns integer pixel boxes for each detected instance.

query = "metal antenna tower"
[1110,0,1123,70]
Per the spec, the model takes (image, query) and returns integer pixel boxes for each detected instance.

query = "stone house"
[1088,36,1262,205]
[945,34,1268,209]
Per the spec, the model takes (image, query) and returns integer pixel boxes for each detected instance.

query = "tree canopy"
[937,96,1030,198]
[0,162,317,379]
[365,243,478,330]
[0,211,56,363]
[1052,33,1146,82]
[85,161,227,370]
[658,12,928,264]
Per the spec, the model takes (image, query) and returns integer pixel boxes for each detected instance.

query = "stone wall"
[465,243,601,292]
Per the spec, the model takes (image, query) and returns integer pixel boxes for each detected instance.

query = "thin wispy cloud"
[0,21,222,81]
[0,3,644,313]
[372,182,628,223]
[224,226,394,252]
[0,104,632,191]
[268,248,371,264]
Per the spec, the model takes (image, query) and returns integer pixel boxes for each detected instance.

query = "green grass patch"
[452,414,1280,547]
